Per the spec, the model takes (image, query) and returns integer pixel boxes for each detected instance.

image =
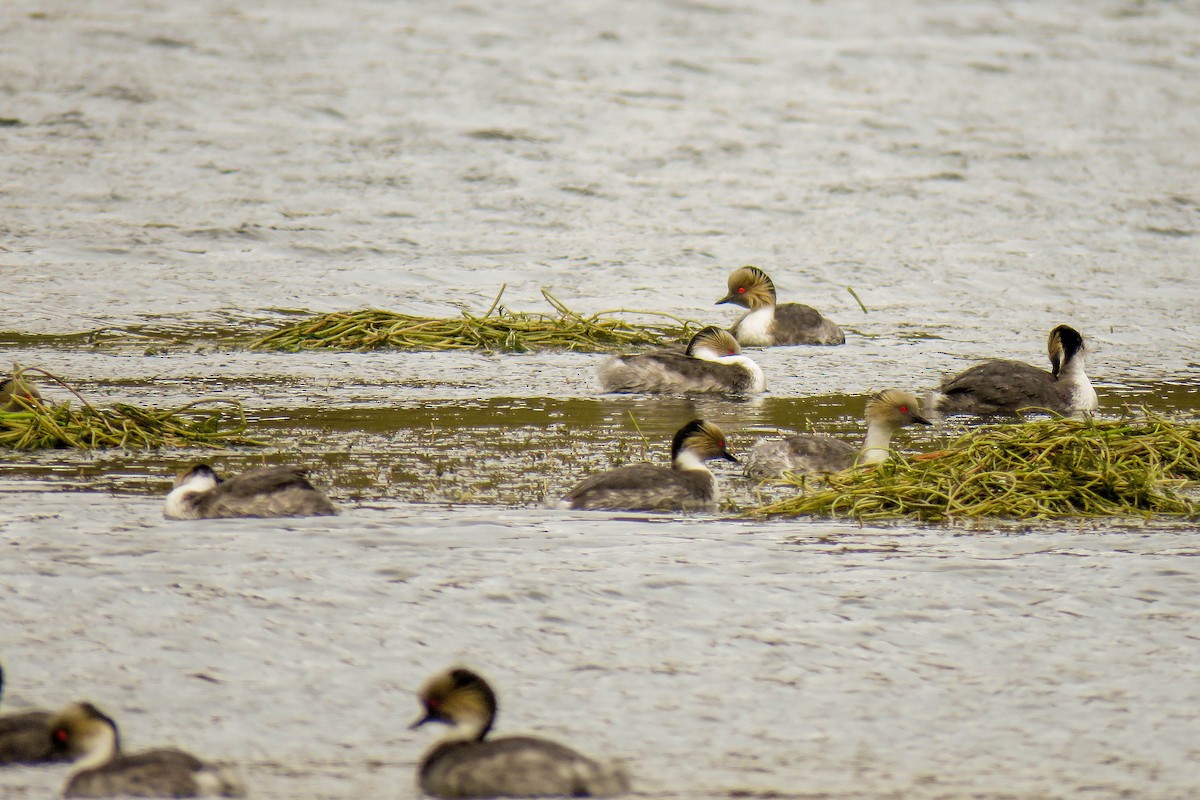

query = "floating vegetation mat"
[749,414,1200,522]
[0,369,263,451]
[250,287,699,353]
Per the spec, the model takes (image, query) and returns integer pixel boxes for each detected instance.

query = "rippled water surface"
[2,0,1199,798]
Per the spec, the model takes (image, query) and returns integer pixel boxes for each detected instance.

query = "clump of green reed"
[0,368,263,451]
[749,412,1200,522]
[249,287,699,353]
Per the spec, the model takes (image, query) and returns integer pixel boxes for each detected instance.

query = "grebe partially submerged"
[716,266,844,346]
[927,325,1098,417]
[744,390,931,479]
[0,664,68,766]
[598,326,765,394]
[0,374,42,412]
[48,701,244,797]
[558,420,737,512]
[411,667,630,799]
[163,464,337,520]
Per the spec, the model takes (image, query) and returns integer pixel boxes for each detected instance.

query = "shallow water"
[2,0,1199,798]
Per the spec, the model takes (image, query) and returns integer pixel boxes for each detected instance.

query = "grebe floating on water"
[927,325,1097,418]
[48,701,244,797]
[163,464,337,520]
[744,390,931,479]
[716,266,844,346]
[0,664,68,766]
[557,420,737,512]
[411,667,629,799]
[598,326,765,394]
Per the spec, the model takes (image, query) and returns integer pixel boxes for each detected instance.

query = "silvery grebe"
[558,420,737,512]
[48,701,244,797]
[0,664,68,765]
[163,464,337,520]
[744,390,931,479]
[716,266,845,346]
[598,326,765,394]
[411,667,630,799]
[927,325,1098,417]
[0,374,42,412]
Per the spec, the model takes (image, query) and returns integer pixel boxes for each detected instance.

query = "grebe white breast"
[716,266,844,346]
[744,390,931,480]
[927,325,1098,417]
[163,464,337,520]
[558,419,737,512]
[411,667,630,799]
[48,701,244,798]
[0,664,68,765]
[598,326,765,394]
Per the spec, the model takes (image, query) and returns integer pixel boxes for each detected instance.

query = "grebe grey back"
[0,664,68,766]
[716,266,844,346]
[411,667,630,799]
[744,390,931,479]
[558,420,737,512]
[163,464,337,520]
[927,325,1098,417]
[0,374,42,412]
[598,326,765,394]
[48,701,244,797]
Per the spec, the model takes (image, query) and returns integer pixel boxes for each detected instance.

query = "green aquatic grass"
[749,413,1200,522]
[0,368,263,451]
[249,287,700,353]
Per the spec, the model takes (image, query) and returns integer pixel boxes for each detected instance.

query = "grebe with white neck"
[598,326,765,394]
[716,266,844,346]
[556,419,737,512]
[411,667,630,798]
[163,464,337,520]
[926,325,1098,418]
[48,701,244,797]
[744,390,931,479]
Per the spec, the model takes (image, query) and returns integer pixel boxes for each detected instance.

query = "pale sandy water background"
[2,0,1200,798]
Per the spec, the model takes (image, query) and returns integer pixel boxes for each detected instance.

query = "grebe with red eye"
[0,373,42,412]
[598,326,765,395]
[925,325,1098,418]
[47,701,244,797]
[744,390,931,479]
[555,419,738,511]
[0,663,70,765]
[411,667,630,798]
[716,266,845,346]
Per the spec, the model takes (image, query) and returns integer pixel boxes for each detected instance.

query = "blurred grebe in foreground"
[598,326,765,394]
[744,390,931,480]
[0,374,42,412]
[0,664,68,766]
[716,266,844,346]
[557,420,737,512]
[48,701,244,797]
[411,667,629,799]
[926,325,1098,418]
[163,464,337,520]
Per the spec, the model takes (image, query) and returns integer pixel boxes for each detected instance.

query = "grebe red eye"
[718,440,725,448]
[899,405,908,413]
[737,287,745,294]
[728,349,735,355]
[54,728,69,743]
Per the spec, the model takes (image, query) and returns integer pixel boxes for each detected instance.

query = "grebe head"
[716,266,777,310]
[410,668,497,742]
[172,464,222,491]
[865,390,932,429]
[671,420,738,466]
[685,326,742,359]
[49,702,121,766]
[1047,325,1085,377]
[0,374,42,411]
